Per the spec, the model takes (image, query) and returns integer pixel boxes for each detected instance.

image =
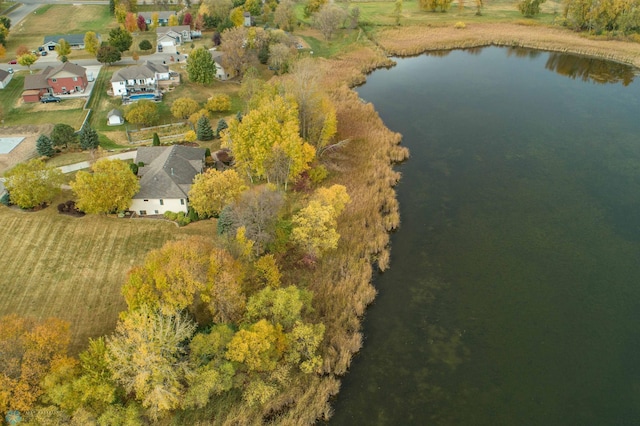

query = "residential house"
[130,145,206,215]
[107,109,124,126]
[22,62,88,102]
[156,25,192,53]
[139,11,176,26]
[209,49,232,81]
[110,61,172,96]
[42,34,100,51]
[0,69,12,89]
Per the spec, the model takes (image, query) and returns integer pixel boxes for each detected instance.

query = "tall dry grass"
[374,23,640,67]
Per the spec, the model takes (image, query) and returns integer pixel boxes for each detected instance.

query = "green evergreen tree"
[109,0,116,15]
[216,118,228,136]
[79,123,100,150]
[36,134,55,157]
[152,133,161,146]
[196,116,214,141]
[236,111,243,122]
[51,123,77,149]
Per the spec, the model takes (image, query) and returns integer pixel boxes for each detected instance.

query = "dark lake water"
[329,47,640,425]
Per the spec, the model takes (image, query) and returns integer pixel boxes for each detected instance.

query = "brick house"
[23,62,88,102]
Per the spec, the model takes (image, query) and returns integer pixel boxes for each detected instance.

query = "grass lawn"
[6,4,117,60]
[0,199,216,353]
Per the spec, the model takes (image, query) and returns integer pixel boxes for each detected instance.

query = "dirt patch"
[0,124,54,174]
[375,23,640,67]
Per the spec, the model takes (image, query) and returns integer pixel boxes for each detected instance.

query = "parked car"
[40,96,61,103]
[8,59,17,65]
[7,68,13,74]
[41,51,47,56]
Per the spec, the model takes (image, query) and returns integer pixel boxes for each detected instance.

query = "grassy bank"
[0,201,216,353]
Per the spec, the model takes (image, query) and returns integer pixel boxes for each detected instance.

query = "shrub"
[205,94,232,112]
[309,165,328,184]
[152,133,160,146]
[184,130,197,143]
[139,39,153,51]
[454,21,466,29]
[129,163,139,175]
[0,193,11,206]
[163,211,178,220]
[205,148,212,158]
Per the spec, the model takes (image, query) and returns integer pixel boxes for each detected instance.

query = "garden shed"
[107,109,124,126]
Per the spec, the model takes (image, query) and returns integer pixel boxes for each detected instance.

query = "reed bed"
[375,23,640,67]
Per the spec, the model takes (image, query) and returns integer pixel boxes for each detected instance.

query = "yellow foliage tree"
[291,184,350,258]
[84,31,100,55]
[188,168,247,218]
[223,92,315,189]
[170,97,200,119]
[151,12,159,29]
[4,158,64,209]
[168,14,179,27]
[205,94,232,112]
[70,158,140,214]
[226,319,286,372]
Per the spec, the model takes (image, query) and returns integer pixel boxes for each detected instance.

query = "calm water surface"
[330,47,640,425]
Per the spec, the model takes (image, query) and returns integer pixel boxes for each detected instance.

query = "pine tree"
[196,116,214,141]
[152,133,161,146]
[36,134,55,157]
[236,111,243,123]
[216,118,228,136]
[109,0,116,15]
[79,123,100,150]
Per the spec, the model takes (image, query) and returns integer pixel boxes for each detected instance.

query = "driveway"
[58,150,137,173]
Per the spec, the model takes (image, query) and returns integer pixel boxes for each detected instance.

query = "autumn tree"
[70,158,140,214]
[517,0,546,16]
[218,185,285,254]
[313,4,346,40]
[244,286,312,330]
[168,14,179,27]
[205,94,232,112]
[17,52,37,72]
[56,38,71,58]
[0,315,71,413]
[79,122,100,150]
[4,159,64,209]
[223,91,315,188]
[84,31,100,55]
[268,43,293,74]
[171,97,200,119]
[186,47,215,84]
[0,45,6,59]
[220,26,259,77]
[51,123,77,149]
[274,0,296,31]
[125,100,159,126]
[137,14,147,31]
[291,184,350,258]
[150,12,159,29]
[36,134,55,157]
[16,45,29,56]
[106,308,196,420]
[419,0,453,11]
[286,58,338,151]
[183,12,193,27]
[125,12,138,33]
[96,45,121,65]
[188,168,247,218]
[109,27,133,52]
[394,0,403,24]
[304,0,327,17]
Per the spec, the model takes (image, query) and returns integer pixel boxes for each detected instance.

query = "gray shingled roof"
[209,49,224,66]
[0,69,10,81]
[48,62,86,78]
[43,34,89,45]
[156,25,191,35]
[111,61,168,83]
[107,109,123,118]
[133,145,206,199]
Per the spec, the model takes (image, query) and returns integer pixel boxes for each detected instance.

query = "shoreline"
[315,22,640,422]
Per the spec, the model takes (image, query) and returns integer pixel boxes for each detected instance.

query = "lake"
[329,47,640,425]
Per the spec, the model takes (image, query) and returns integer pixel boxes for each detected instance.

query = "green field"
[0,200,216,353]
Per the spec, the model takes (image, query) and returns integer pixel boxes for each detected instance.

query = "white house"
[110,61,170,96]
[156,26,192,53]
[130,145,206,215]
[107,109,124,126]
[0,69,12,89]
[209,49,232,81]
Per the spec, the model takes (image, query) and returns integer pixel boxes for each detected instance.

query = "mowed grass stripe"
[0,206,215,353]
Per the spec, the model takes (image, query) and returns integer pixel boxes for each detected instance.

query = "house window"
[139,210,147,215]
[180,199,185,205]
[159,199,164,206]
[73,77,78,81]
[52,78,57,83]
[154,210,159,214]
[143,199,149,202]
